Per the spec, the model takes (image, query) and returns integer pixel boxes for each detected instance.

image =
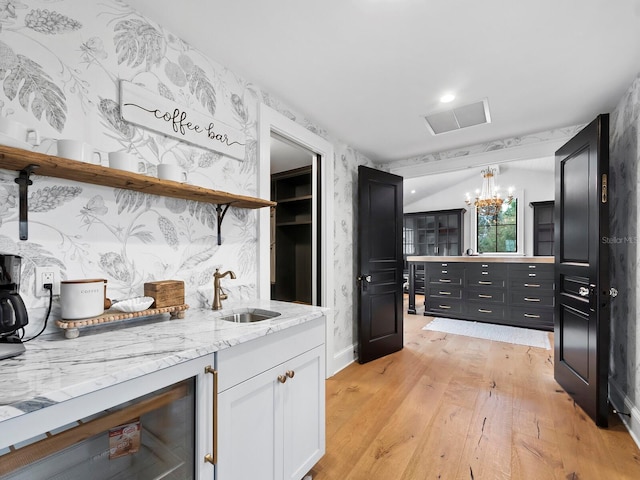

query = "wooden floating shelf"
[0,145,275,209]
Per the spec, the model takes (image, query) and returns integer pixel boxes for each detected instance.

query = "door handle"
[357,275,372,283]
[578,286,589,297]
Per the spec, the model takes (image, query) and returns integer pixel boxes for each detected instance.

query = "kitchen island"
[0,300,327,480]
[407,255,555,330]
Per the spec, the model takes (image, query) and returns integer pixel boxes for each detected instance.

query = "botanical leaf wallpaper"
[0,0,374,360]
[609,74,640,419]
[5,0,628,390]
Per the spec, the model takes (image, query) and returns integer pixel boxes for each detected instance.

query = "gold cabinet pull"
[478,281,492,285]
[524,283,540,288]
[286,370,295,379]
[524,313,541,319]
[438,305,451,309]
[204,365,218,465]
[524,297,541,302]
[439,279,451,283]
[478,294,492,299]
[278,375,287,383]
[438,291,451,295]
[478,308,492,313]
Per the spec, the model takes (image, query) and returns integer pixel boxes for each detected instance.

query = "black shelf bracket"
[216,204,231,245]
[14,164,39,241]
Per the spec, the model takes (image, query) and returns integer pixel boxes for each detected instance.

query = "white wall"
[404,157,555,256]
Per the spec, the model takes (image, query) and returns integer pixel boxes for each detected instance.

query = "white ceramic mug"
[60,278,106,320]
[108,152,138,172]
[158,164,187,182]
[57,139,103,164]
[0,117,40,146]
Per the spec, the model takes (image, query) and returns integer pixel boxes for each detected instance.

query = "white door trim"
[258,103,335,378]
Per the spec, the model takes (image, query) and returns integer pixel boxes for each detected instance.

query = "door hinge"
[601,174,608,204]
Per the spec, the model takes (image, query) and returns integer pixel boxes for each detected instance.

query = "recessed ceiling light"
[440,93,456,103]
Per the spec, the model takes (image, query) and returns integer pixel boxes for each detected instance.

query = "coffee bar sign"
[119,81,246,160]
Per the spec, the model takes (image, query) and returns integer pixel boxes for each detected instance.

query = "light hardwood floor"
[310,297,640,480]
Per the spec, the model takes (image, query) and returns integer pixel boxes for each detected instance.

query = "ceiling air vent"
[423,98,491,135]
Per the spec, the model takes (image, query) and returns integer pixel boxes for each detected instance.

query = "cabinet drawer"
[427,273,463,286]
[508,278,554,290]
[467,263,508,275]
[432,263,465,273]
[428,285,463,299]
[510,306,554,330]
[509,263,553,275]
[467,288,506,304]
[466,304,506,319]
[425,299,463,314]
[466,262,506,286]
[217,316,325,392]
[467,275,505,288]
[509,264,554,284]
[509,291,555,307]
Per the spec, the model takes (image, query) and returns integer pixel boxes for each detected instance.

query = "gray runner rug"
[423,317,551,350]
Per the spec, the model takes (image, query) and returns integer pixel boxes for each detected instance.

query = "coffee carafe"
[0,254,29,360]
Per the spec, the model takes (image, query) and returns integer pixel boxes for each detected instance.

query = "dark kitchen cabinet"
[530,201,554,256]
[271,166,312,304]
[419,260,554,330]
[403,209,465,294]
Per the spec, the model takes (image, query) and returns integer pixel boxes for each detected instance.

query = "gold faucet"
[213,268,236,310]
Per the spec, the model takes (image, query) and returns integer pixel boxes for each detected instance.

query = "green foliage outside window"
[477,200,517,253]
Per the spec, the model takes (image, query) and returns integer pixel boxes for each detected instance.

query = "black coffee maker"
[0,254,29,360]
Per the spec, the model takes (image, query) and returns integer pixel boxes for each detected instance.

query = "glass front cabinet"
[530,201,554,256]
[403,209,465,294]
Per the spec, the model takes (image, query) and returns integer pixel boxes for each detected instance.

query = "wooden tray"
[55,304,189,339]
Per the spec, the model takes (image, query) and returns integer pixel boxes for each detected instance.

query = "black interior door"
[554,114,610,427]
[357,166,403,364]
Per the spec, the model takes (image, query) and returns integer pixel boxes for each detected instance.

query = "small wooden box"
[144,280,185,308]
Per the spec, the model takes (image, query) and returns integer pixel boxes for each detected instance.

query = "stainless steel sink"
[218,309,281,323]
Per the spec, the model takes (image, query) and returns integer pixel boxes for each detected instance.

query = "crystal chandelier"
[465,167,514,217]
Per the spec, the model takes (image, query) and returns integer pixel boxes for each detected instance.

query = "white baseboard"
[609,380,640,449]
[331,344,356,376]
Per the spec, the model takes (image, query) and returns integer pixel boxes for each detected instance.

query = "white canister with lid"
[60,279,106,319]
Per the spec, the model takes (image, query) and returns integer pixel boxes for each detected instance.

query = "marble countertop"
[0,300,327,425]
[407,255,554,263]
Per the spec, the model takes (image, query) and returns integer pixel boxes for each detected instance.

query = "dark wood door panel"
[554,114,610,427]
[559,146,591,263]
[358,166,404,364]
[558,305,591,382]
[369,292,401,340]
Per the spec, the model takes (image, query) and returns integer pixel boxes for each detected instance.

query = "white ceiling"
[126,0,640,164]
[403,156,554,205]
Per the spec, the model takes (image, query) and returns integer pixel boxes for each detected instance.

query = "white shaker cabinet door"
[216,345,325,480]
[217,364,283,480]
[283,345,325,480]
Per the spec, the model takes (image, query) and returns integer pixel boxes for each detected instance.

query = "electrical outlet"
[35,266,60,297]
